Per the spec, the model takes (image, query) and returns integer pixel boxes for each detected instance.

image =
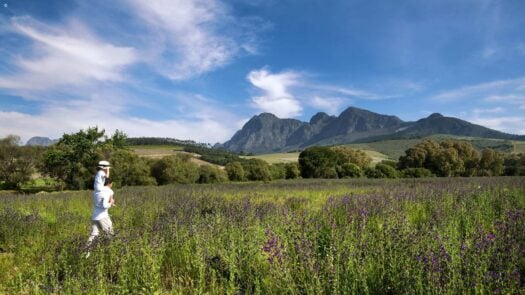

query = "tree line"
[0,129,524,191]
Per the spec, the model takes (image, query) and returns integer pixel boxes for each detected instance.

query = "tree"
[269,163,286,180]
[331,146,372,169]
[478,149,504,176]
[197,165,227,184]
[150,154,200,185]
[503,153,525,176]
[337,163,362,178]
[225,161,245,181]
[299,146,338,178]
[109,149,156,186]
[401,168,434,178]
[284,162,301,179]
[0,135,41,189]
[242,159,271,181]
[40,127,109,190]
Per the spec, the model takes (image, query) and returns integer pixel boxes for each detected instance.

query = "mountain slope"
[221,107,525,154]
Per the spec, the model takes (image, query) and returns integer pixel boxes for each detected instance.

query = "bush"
[269,163,286,180]
[225,162,245,181]
[365,164,398,178]
[109,149,157,186]
[284,162,301,179]
[331,146,372,169]
[150,155,200,185]
[197,165,227,184]
[337,163,362,178]
[299,146,338,178]
[242,159,271,182]
[401,167,434,178]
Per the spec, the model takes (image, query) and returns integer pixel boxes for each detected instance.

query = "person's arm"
[101,191,113,209]
[94,171,106,191]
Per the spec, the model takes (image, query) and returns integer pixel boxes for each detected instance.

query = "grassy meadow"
[243,150,389,164]
[1,177,524,294]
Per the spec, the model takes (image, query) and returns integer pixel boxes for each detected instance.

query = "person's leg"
[85,221,101,258]
[98,217,114,238]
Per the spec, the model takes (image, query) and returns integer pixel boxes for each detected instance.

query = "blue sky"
[1,0,525,144]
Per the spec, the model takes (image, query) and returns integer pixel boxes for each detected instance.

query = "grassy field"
[244,150,389,164]
[1,177,524,294]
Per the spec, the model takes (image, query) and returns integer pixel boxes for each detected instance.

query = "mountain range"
[220,107,525,154]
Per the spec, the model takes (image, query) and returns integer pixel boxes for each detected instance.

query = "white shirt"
[94,170,107,192]
[92,186,113,221]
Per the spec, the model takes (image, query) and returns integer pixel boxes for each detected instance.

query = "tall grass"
[1,178,524,294]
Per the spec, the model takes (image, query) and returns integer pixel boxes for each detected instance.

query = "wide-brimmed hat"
[97,160,111,168]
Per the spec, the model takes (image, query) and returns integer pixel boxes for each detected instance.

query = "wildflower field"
[1,177,524,294]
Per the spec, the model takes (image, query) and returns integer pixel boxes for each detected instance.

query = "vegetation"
[0,178,523,293]
[0,135,43,189]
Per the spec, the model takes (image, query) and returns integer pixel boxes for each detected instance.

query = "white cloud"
[0,96,239,144]
[432,77,525,101]
[472,107,505,115]
[0,17,137,91]
[469,116,525,135]
[309,96,347,115]
[127,0,256,80]
[247,69,302,117]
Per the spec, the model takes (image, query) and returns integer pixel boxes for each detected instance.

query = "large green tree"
[40,127,129,190]
[299,146,338,178]
[0,135,42,189]
[150,154,200,185]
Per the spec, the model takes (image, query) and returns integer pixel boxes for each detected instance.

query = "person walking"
[85,177,115,258]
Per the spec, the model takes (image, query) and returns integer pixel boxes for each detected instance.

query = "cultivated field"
[1,178,524,294]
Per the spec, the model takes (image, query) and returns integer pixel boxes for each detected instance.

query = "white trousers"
[87,216,114,245]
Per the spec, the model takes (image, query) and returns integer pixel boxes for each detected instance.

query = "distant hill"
[26,137,57,146]
[220,107,525,154]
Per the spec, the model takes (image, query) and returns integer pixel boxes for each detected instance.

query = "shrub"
[284,162,301,179]
[197,165,227,184]
[337,163,362,178]
[269,163,286,180]
[225,162,245,181]
[150,155,200,185]
[243,159,271,182]
[401,167,434,178]
[299,146,338,178]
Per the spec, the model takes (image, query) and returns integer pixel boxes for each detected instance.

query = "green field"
[1,178,524,294]
[513,141,525,154]
[244,150,389,164]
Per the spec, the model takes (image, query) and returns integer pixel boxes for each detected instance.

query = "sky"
[1,0,525,144]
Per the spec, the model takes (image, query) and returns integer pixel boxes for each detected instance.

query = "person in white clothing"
[94,160,111,192]
[86,177,115,257]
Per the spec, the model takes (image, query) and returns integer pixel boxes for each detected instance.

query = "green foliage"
[503,153,525,176]
[40,127,126,190]
[40,127,106,189]
[337,163,362,178]
[0,135,42,189]
[299,146,338,178]
[109,149,156,186]
[365,163,398,178]
[197,165,227,184]
[150,155,200,185]
[401,168,434,178]
[396,139,506,177]
[477,148,504,176]
[284,162,301,179]
[183,146,241,166]
[225,162,245,181]
[331,146,372,169]
[2,178,523,293]
[242,159,271,181]
[269,163,286,180]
